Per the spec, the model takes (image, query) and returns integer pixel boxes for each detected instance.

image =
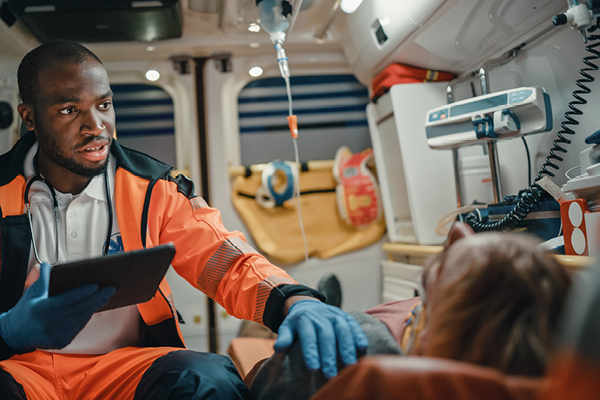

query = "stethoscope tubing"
[24,167,113,265]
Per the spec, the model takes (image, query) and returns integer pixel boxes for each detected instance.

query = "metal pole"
[487,141,502,203]
[479,67,489,96]
[446,85,463,208]
[452,149,463,207]
[194,57,219,354]
[479,67,502,202]
[446,84,455,104]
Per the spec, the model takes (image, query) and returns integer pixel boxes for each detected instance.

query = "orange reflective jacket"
[0,133,321,359]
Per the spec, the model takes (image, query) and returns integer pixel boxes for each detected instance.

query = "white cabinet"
[367,83,456,244]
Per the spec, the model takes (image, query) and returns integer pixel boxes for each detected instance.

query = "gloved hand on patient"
[0,263,115,353]
[275,299,369,378]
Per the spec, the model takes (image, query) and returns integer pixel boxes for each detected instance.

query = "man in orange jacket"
[0,42,367,399]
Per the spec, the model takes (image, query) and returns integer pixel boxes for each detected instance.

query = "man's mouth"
[81,143,106,152]
[77,141,110,162]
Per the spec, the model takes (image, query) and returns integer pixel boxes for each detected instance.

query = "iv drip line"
[275,40,309,261]
[292,133,309,262]
[286,76,309,262]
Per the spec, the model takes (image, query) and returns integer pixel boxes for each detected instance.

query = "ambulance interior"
[1,0,600,398]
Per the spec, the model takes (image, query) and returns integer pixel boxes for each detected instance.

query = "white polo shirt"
[24,143,141,354]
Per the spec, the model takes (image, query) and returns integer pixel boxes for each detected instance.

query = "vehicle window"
[238,74,371,164]
[112,83,176,166]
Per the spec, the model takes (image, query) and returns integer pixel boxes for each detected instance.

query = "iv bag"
[258,0,292,35]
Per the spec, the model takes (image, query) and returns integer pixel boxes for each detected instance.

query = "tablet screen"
[49,243,176,312]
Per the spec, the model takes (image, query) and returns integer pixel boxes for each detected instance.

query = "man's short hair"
[17,41,103,105]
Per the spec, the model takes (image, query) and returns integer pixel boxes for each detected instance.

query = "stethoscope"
[24,166,113,265]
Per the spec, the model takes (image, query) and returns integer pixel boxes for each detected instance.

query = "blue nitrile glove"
[0,263,116,353]
[274,299,368,378]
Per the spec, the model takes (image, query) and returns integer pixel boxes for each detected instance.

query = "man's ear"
[445,222,474,249]
[17,104,35,132]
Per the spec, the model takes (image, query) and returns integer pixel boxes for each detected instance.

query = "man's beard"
[39,130,109,178]
[50,147,108,177]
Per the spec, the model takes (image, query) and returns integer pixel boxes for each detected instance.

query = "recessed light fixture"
[145,69,160,81]
[248,22,261,32]
[146,45,156,52]
[249,42,260,48]
[340,0,364,14]
[248,66,264,77]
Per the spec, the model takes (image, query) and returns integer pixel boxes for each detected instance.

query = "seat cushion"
[227,337,275,379]
[312,356,544,400]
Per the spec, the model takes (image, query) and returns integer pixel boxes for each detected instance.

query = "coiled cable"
[466,25,600,231]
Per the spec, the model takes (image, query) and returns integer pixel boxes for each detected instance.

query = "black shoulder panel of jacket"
[110,140,173,181]
[0,334,16,361]
[262,284,325,332]
[0,131,35,186]
[167,173,195,199]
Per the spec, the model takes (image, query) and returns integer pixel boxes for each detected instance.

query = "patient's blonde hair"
[416,230,571,376]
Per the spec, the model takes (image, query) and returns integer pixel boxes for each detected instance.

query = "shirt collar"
[83,172,107,202]
[23,141,109,202]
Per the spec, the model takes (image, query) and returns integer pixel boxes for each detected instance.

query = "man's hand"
[0,263,115,353]
[274,298,368,378]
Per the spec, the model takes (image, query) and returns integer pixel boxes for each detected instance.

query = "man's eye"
[59,106,76,115]
[99,101,112,110]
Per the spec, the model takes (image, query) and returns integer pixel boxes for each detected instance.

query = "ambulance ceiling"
[342,0,567,84]
[0,0,345,61]
[1,0,568,76]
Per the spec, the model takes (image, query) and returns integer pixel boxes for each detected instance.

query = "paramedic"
[0,41,367,399]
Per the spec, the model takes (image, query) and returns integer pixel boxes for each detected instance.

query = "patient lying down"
[250,223,572,399]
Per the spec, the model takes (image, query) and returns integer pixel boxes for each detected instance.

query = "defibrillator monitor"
[49,243,176,312]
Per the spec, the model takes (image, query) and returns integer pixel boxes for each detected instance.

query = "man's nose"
[81,109,105,135]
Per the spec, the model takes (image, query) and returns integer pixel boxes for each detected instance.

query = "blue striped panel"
[238,74,369,134]
[243,75,360,88]
[240,120,368,134]
[239,104,366,119]
[238,74,371,164]
[112,83,175,137]
[238,89,368,104]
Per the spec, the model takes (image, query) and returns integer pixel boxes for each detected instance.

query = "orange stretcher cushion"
[312,356,544,400]
[542,352,600,400]
[227,337,275,380]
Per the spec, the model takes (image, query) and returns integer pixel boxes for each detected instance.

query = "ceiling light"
[248,66,264,77]
[248,22,261,33]
[340,0,364,14]
[145,69,160,81]
[146,45,156,52]
[249,42,260,48]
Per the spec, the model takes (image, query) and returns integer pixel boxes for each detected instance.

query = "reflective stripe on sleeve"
[198,237,258,298]
[252,275,296,324]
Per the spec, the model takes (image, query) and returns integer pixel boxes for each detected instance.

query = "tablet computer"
[49,243,176,312]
